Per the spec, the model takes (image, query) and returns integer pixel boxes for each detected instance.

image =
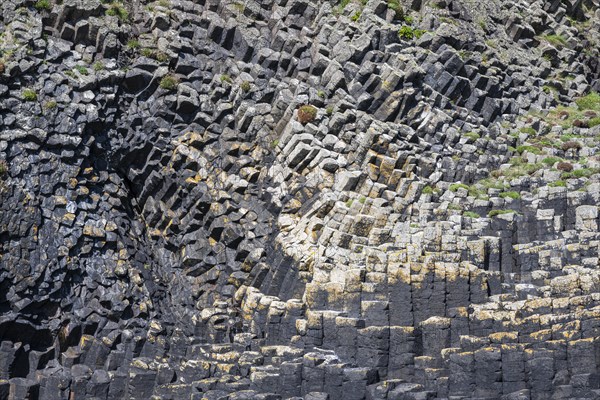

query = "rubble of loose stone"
[0,0,599,398]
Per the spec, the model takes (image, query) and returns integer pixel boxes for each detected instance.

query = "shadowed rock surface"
[0,0,600,398]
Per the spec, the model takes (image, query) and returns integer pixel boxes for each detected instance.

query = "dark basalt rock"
[0,0,600,398]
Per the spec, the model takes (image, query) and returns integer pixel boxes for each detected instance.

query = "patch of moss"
[488,209,517,218]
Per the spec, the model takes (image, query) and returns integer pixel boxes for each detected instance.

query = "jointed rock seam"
[1,0,600,398]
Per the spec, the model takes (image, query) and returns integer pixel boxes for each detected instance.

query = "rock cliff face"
[0,0,600,398]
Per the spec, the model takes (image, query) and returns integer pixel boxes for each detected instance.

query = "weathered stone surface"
[0,0,599,398]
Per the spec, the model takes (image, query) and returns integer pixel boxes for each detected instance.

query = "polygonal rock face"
[0,0,600,398]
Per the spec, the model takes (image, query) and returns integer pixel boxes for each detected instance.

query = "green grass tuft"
[561,168,599,179]
[520,127,536,136]
[106,2,129,21]
[74,65,89,75]
[298,105,318,124]
[159,74,179,90]
[516,145,541,154]
[240,81,251,92]
[220,74,233,85]
[93,61,105,71]
[44,100,57,109]
[22,89,37,101]
[398,25,426,40]
[576,92,600,111]
[499,191,521,200]
[464,132,480,141]
[540,34,568,48]
[34,0,51,10]
[127,39,140,49]
[449,183,469,192]
[488,209,517,218]
[549,180,566,187]
[541,157,561,166]
[387,0,404,19]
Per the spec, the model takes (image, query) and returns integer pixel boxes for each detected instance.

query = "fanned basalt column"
[0,0,600,398]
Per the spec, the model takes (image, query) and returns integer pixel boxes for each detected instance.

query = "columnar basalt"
[0,0,600,398]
